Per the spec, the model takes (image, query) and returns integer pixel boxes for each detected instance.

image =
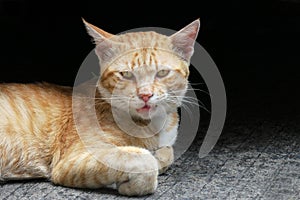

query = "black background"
[0,0,299,119]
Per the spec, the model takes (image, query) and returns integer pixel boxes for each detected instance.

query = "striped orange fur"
[0,19,200,196]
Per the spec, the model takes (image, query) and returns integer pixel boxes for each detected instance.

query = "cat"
[0,18,200,196]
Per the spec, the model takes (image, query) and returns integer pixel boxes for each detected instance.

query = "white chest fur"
[158,124,178,147]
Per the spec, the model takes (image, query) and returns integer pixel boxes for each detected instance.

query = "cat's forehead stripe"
[128,49,159,70]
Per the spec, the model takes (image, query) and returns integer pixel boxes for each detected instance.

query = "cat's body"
[0,83,73,180]
[0,19,199,196]
[0,83,174,192]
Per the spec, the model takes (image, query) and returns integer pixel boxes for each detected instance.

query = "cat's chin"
[134,109,155,120]
[136,113,153,120]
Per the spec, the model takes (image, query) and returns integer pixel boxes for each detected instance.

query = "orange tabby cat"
[0,19,200,196]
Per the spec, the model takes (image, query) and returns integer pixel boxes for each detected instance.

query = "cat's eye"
[120,71,135,80]
[156,70,170,78]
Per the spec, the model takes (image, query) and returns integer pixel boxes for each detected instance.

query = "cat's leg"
[51,145,158,196]
[0,137,50,181]
[154,146,174,174]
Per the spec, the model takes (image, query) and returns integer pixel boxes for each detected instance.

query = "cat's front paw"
[117,169,157,196]
[112,146,158,196]
[154,146,174,174]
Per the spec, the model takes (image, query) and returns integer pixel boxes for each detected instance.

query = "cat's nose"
[138,93,153,102]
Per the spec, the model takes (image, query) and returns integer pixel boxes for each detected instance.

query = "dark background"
[0,0,299,119]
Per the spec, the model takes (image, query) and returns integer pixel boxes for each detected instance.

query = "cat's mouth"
[136,105,152,113]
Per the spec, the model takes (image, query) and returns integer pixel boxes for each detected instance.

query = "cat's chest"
[158,124,178,147]
[138,118,178,149]
[157,112,179,147]
[139,126,178,150]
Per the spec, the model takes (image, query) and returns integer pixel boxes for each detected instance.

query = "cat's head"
[83,19,200,120]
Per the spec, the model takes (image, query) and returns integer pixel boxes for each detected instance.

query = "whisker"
[169,95,204,106]
[170,88,210,96]
[182,100,210,114]
[184,96,207,107]
[167,95,210,114]
[188,82,206,85]
[179,103,194,120]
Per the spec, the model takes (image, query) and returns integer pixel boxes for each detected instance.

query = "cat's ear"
[82,18,118,63]
[170,19,200,61]
[82,18,114,42]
